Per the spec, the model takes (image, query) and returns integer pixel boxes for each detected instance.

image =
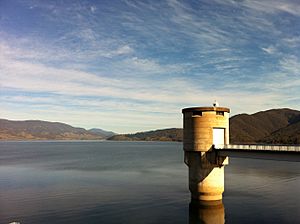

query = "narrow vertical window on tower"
[216,111,224,116]
[192,111,202,117]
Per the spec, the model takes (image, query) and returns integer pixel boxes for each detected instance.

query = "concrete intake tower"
[182,105,230,201]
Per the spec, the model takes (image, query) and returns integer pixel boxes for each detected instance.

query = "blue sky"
[1,0,300,133]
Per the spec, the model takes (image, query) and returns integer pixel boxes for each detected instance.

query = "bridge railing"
[215,144,300,152]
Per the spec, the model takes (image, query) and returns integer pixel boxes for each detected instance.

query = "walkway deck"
[216,144,300,152]
[215,144,300,162]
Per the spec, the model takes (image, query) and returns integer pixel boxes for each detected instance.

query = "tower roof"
[182,107,230,113]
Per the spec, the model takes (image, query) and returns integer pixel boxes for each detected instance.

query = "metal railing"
[215,144,300,152]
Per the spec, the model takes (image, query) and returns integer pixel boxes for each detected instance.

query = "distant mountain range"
[1,108,300,143]
[0,119,115,140]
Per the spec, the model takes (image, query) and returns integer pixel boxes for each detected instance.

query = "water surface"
[0,141,299,223]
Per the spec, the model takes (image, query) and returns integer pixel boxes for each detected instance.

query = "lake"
[0,141,299,224]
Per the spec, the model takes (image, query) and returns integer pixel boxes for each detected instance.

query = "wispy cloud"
[214,0,300,17]
[261,46,277,55]
[279,55,300,75]
[239,0,300,16]
[283,37,300,47]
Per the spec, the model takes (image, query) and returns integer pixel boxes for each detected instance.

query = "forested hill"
[108,128,183,142]
[0,119,108,140]
[230,108,300,144]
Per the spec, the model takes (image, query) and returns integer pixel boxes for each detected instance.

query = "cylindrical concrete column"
[182,106,230,201]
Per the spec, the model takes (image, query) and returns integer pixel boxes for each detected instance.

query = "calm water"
[0,141,299,224]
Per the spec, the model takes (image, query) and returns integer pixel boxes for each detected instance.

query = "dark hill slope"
[88,128,116,138]
[0,119,104,140]
[108,128,182,142]
[262,120,300,144]
[230,108,300,143]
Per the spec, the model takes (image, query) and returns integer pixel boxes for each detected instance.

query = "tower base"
[185,151,228,201]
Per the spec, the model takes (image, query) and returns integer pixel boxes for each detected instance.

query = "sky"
[1,0,300,133]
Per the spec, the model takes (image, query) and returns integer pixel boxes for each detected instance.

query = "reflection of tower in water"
[189,200,225,224]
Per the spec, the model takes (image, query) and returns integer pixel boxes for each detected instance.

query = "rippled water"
[0,141,299,224]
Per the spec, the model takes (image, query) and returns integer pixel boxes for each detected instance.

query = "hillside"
[108,128,183,142]
[0,119,107,140]
[262,121,300,144]
[108,108,300,144]
[230,108,300,143]
[88,128,116,138]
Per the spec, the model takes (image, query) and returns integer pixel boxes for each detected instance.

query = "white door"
[213,128,225,147]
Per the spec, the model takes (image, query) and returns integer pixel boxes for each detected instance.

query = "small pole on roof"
[213,100,219,107]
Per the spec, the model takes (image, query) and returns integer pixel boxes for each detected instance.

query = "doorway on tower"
[213,128,225,148]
